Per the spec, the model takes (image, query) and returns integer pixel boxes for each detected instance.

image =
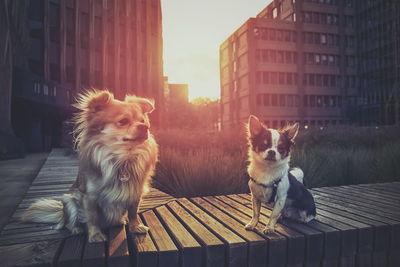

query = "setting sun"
[161,0,271,100]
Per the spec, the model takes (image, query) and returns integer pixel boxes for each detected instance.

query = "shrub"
[152,126,400,197]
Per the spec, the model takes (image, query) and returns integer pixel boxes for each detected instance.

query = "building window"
[279,73,285,84]
[264,94,270,106]
[270,72,277,84]
[263,72,269,84]
[271,94,278,106]
[320,34,327,44]
[257,94,262,106]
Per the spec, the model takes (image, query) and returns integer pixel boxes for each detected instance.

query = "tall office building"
[356,0,400,125]
[220,0,399,129]
[2,0,164,154]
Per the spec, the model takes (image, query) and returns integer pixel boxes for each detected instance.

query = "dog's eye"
[139,118,145,123]
[277,145,285,153]
[258,144,268,151]
[118,118,130,126]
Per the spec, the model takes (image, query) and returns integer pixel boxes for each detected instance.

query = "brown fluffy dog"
[22,90,159,242]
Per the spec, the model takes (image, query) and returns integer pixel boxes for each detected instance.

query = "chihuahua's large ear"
[75,90,113,112]
[285,123,299,141]
[248,115,262,136]
[125,95,155,113]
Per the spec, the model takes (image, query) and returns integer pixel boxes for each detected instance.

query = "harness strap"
[249,176,282,203]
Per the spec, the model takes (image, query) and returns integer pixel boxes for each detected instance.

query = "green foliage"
[164,97,219,131]
[152,126,400,197]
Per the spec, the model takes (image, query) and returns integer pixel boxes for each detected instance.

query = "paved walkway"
[0,152,49,232]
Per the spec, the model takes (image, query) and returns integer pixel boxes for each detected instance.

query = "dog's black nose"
[266,150,276,161]
[137,124,149,133]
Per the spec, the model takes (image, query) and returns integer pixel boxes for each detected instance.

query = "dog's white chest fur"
[248,163,289,203]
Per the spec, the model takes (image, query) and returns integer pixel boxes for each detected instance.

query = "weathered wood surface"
[1,149,400,267]
[0,149,175,267]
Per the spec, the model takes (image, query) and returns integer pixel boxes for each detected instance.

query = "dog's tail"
[22,193,80,230]
[290,167,305,185]
[22,198,65,229]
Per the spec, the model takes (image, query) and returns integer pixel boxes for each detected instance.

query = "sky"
[161,0,272,100]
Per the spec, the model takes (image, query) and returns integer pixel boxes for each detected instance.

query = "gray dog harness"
[249,176,282,203]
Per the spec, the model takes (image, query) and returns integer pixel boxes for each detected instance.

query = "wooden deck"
[1,149,400,267]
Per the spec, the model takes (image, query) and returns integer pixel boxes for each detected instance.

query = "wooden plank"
[141,210,179,267]
[315,209,374,267]
[317,204,390,267]
[192,197,268,267]
[213,195,296,267]
[314,191,400,267]
[178,198,248,267]
[312,188,400,215]
[233,194,326,267]
[82,237,107,267]
[167,200,225,267]
[0,239,63,267]
[312,191,400,222]
[332,186,400,205]
[346,184,400,200]
[155,205,202,267]
[107,225,130,267]
[128,217,158,267]
[57,234,85,267]
[313,188,400,214]
[0,229,69,246]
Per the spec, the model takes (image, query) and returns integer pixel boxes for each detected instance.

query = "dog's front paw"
[88,231,107,243]
[71,227,84,235]
[245,222,257,231]
[263,226,275,234]
[129,223,149,234]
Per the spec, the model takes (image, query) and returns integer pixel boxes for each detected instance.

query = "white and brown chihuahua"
[23,90,158,242]
[245,115,316,234]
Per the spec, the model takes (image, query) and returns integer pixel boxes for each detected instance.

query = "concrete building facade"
[220,0,398,129]
[356,0,400,125]
[3,0,164,154]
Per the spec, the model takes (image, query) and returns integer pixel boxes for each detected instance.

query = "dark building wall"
[356,0,400,125]
[2,0,164,154]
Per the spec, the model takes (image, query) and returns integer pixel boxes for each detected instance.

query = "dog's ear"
[75,90,113,112]
[125,95,155,114]
[285,123,299,141]
[248,115,262,136]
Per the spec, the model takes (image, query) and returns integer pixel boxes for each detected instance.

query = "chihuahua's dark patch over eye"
[118,118,130,126]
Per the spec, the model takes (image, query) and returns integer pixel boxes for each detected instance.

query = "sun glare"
[162,0,272,101]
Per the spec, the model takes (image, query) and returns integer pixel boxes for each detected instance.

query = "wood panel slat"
[178,198,249,267]
[107,225,130,267]
[141,210,179,267]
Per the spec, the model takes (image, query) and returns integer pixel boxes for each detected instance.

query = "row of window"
[253,28,297,43]
[303,74,357,88]
[304,53,340,66]
[263,119,346,129]
[303,0,354,8]
[254,30,354,48]
[255,72,357,88]
[304,95,343,107]
[255,94,343,108]
[255,49,298,64]
[302,32,340,46]
[256,72,299,85]
[256,94,300,107]
[302,12,339,25]
[302,12,355,27]
[298,53,355,67]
